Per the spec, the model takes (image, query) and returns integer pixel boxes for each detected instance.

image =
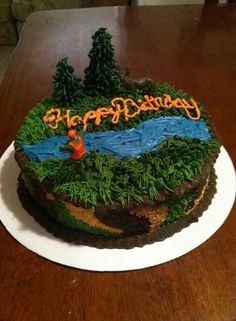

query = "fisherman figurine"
[60,129,86,161]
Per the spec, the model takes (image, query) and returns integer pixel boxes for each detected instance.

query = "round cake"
[14,28,220,248]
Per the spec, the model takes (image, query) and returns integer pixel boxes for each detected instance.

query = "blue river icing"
[19,116,211,162]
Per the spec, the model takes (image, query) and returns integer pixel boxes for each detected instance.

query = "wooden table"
[0,4,235,321]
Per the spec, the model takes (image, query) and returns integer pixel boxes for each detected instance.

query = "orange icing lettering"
[43,95,201,131]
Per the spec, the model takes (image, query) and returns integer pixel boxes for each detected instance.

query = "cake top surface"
[15,27,220,209]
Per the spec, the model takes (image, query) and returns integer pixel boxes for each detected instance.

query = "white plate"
[0,144,235,271]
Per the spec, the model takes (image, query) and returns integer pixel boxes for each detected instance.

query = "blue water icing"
[20,135,69,163]
[19,116,211,162]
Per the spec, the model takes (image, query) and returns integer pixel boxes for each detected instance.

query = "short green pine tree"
[83,28,121,97]
[53,58,82,107]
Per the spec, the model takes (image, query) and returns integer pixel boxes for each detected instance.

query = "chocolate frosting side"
[17,169,217,249]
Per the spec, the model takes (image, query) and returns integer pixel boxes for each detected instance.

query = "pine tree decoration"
[53,58,82,107]
[84,28,121,97]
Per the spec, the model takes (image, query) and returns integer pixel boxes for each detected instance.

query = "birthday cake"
[14,28,220,248]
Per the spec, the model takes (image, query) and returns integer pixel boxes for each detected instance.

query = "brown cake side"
[15,143,219,246]
[17,167,217,249]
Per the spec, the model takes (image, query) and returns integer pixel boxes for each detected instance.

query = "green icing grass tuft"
[15,99,68,146]
[161,194,192,227]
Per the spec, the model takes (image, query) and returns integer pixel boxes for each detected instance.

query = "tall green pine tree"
[83,28,121,97]
[53,58,82,107]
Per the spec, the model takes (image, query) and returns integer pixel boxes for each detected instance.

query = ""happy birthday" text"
[43,94,201,131]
